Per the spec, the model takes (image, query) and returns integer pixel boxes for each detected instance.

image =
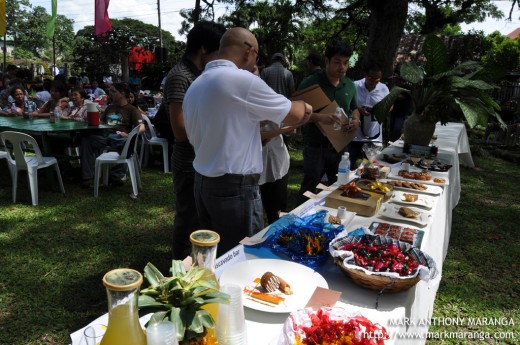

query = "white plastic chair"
[0,131,65,206]
[94,125,142,197]
[139,114,170,173]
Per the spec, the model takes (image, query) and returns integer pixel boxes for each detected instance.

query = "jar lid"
[102,268,143,291]
[189,230,220,246]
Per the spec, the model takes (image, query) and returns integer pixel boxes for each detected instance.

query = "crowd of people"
[0,23,423,259]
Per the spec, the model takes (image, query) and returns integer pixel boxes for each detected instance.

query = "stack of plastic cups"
[146,320,178,345]
[216,284,248,345]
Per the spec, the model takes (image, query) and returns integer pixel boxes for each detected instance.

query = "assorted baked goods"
[433,177,446,184]
[370,222,422,246]
[398,169,432,181]
[260,272,293,294]
[327,214,342,225]
[403,193,419,202]
[385,179,428,191]
[243,287,285,305]
[244,272,293,305]
[398,206,420,219]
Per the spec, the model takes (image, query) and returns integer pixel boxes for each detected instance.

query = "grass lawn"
[0,139,518,344]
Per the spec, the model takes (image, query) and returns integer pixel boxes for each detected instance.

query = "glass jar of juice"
[190,230,220,341]
[100,268,146,345]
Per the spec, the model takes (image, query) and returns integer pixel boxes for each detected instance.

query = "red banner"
[95,0,112,37]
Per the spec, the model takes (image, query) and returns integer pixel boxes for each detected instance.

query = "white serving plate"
[389,191,436,210]
[388,167,450,186]
[219,259,328,314]
[378,204,431,227]
[379,178,443,196]
[314,205,356,227]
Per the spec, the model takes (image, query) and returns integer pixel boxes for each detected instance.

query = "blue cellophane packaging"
[245,211,344,269]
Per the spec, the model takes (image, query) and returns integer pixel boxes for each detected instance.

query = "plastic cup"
[337,206,347,219]
[81,324,105,345]
[146,320,178,345]
[216,284,247,345]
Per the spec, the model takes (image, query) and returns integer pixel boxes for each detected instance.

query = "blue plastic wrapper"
[245,211,344,269]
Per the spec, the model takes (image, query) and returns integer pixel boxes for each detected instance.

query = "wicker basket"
[335,258,421,293]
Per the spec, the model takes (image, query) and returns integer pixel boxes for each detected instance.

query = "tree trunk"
[363,0,408,79]
[121,57,129,84]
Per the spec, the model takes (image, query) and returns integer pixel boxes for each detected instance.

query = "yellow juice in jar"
[202,272,219,340]
[100,304,146,345]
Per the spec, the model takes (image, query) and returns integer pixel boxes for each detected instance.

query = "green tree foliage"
[221,0,308,63]
[5,0,31,44]
[481,31,520,71]
[7,2,75,63]
[73,18,183,82]
[407,0,503,34]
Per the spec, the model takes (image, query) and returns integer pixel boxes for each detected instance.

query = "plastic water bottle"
[333,106,343,130]
[52,106,61,123]
[337,152,350,185]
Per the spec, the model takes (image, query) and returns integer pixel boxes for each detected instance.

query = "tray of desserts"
[388,166,449,186]
[314,206,356,227]
[378,204,431,227]
[415,158,452,172]
[368,221,425,248]
[220,259,328,313]
[389,191,436,210]
[380,179,443,196]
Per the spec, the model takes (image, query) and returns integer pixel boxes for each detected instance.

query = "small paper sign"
[303,191,320,199]
[214,244,247,280]
[305,286,342,310]
[240,236,267,246]
[316,183,336,191]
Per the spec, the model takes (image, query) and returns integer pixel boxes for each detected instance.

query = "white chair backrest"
[0,131,45,169]
[120,125,141,159]
[142,114,159,139]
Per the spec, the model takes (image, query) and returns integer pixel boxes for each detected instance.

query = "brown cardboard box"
[290,84,330,111]
[315,101,356,152]
[325,188,383,217]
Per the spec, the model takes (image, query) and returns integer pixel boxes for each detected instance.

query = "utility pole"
[2,33,6,74]
[157,0,163,62]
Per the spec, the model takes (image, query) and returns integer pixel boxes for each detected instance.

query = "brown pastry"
[260,272,293,295]
[243,287,285,305]
[328,214,342,225]
[403,193,419,202]
[433,177,446,184]
[398,206,419,219]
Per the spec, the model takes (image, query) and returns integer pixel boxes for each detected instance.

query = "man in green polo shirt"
[297,40,360,204]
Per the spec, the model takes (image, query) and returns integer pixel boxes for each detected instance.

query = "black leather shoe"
[109,178,124,187]
[81,179,92,188]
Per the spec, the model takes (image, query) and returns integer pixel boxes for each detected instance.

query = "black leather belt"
[195,172,260,185]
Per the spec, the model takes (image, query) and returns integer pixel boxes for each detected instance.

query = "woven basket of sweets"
[329,234,438,293]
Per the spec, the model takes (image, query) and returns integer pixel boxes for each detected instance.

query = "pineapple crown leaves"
[138,261,230,342]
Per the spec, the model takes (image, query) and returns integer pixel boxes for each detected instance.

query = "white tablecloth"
[70,123,468,345]
[434,122,474,168]
[242,123,468,345]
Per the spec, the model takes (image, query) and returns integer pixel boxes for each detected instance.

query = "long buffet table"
[70,122,472,345]
[242,122,470,345]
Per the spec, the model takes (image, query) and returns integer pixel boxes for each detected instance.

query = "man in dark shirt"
[80,83,144,187]
[297,40,360,204]
[164,21,226,260]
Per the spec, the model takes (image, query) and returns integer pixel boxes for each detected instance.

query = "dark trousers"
[80,133,127,180]
[297,144,342,205]
[194,172,264,257]
[260,173,288,224]
[171,142,200,260]
[347,141,365,169]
